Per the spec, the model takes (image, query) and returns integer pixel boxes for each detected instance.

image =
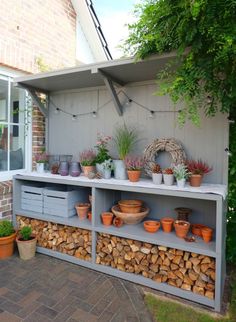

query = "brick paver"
[0,254,153,322]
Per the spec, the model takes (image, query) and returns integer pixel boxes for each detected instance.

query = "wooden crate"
[21,185,44,213]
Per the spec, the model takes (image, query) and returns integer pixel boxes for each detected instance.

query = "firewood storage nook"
[13,54,229,312]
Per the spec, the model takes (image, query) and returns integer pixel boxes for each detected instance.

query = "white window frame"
[0,74,32,181]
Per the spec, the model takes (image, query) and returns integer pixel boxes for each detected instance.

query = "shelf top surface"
[14,172,227,200]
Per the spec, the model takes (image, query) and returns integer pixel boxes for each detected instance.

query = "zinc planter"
[152,173,162,185]
[36,163,44,174]
[113,160,127,180]
[16,236,37,260]
[96,163,105,177]
[103,169,111,179]
[0,232,17,259]
[176,178,186,188]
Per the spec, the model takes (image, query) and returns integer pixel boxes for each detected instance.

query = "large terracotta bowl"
[118,200,143,213]
[111,205,149,224]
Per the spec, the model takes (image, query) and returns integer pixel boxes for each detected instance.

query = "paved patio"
[0,253,153,322]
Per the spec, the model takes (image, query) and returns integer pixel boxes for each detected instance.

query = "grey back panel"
[48,82,229,184]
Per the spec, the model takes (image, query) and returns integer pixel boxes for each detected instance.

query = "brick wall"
[0,181,13,220]
[0,0,76,73]
[32,106,46,169]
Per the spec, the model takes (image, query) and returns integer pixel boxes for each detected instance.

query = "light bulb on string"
[92,111,97,118]
[54,107,60,114]
[72,114,77,121]
[125,98,132,107]
[149,110,155,118]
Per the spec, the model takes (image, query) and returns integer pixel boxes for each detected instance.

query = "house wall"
[0,0,76,73]
[48,81,229,184]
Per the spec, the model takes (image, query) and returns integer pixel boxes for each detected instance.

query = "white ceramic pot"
[113,160,127,180]
[152,173,162,185]
[36,163,44,174]
[103,169,111,179]
[177,178,186,188]
[163,174,174,186]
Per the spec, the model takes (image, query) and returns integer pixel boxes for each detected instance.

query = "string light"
[225,148,232,156]
[125,98,132,107]
[149,110,155,118]
[72,115,77,121]
[54,107,60,114]
[92,111,97,118]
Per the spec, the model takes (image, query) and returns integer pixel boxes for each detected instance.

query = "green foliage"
[19,226,32,241]
[113,124,139,160]
[124,0,236,126]
[0,220,14,237]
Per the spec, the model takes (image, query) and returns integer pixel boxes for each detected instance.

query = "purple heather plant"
[35,149,48,163]
[124,155,145,171]
[79,149,96,166]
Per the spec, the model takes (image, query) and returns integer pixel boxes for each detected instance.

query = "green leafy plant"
[95,134,111,164]
[173,164,190,180]
[19,226,32,241]
[113,124,138,160]
[0,220,14,237]
[79,149,96,166]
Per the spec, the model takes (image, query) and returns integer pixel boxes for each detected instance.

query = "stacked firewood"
[16,216,92,261]
[96,233,215,299]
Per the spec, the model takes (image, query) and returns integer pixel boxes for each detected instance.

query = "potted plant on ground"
[186,159,212,187]
[16,226,37,260]
[163,167,174,185]
[79,149,96,177]
[173,164,190,188]
[113,124,138,180]
[95,133,112,176]
[124,155,144,182]
[0,220,16,259]
[152,164,162,185]
[102,159,114,179]
[35,148,48,173]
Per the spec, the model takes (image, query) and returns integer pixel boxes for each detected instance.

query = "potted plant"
[0,220,16,259]
[113,125,138,180]
[79,149,96,177]
[124,155,144,182]
[152,164,162,185]
[173,164,190,188]
[35,148,48,173]
[16,226,37,260]
[186,159,212,187]
[163,168,174,185]
[102,159,114,179]
[95,134,112,176]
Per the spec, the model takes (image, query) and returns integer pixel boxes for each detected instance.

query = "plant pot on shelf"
[189,174,202,187]
[36,163,44,174]
[113,217,123,228]
[174,220,190,238]
[96,163,105,177]
[127,170,141,182]
[113,160,127,180]
[201,227,213,243]
[161,217,174,233]
[191,224,206,237]
[143,221,160,233]
[75,203,90,220]
[88,211,92,222]
[82,166,95,177]
[118,199,143,213]
[176,178,186,188]
[163,174,174,186]
[101,212,113,226]
[175,207,192,221]
[103,169,112,179]
[0,231,17,259]
[152,173,162,185]
[16,236,37,260]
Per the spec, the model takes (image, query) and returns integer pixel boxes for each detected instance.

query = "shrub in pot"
[16,226,37,260]
[124,155,144,182]
[95,134,112,176]
[163,168,174,185]
[0,220,16,259]
[186,159,212,187]
[173,164,190,188]
[79,149,96,177]
[152,164,162,184]
[35,148,49,173]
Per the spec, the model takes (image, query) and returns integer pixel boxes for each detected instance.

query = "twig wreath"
[143,138,186,177]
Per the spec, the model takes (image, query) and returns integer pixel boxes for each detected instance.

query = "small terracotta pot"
[101,212,113,226]
[174,220,190,238]
[75,203,90,220]
[127,170,141,182]
[113,217,123,228]
[82,166,95,177]
[201,227,213,243]
[189,174,202,187]
[143,221,160,233]
[191,224,206,237]
[88,211,92,222]
[0,231,17,259]
[161,217,174,233]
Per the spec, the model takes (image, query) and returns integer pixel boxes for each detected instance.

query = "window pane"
[10,84,25,124]
[0,125,8,171]
[0,79,8,122]
[10,125,25,170]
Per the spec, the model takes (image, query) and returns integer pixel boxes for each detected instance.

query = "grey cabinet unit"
[13,174,226,312]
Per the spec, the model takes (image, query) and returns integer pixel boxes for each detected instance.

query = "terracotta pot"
[143,221,160,233]
[191,224,206,237]
[175,207,192,221]
[88,211,92,222]
[75,203,90,220]
[174,220,190,238]
[127,170,141,182]
[0,231,17,259]
[201,227,213,243]
[82,166,95,177]
[101,212,113,226]
[161,217,174,233]
[118,200,143,213]
[113,217,123,228]
[189,174,202,187]
[16,235,37,260]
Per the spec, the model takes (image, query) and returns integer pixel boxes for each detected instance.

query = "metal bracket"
[14,83,49,118]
